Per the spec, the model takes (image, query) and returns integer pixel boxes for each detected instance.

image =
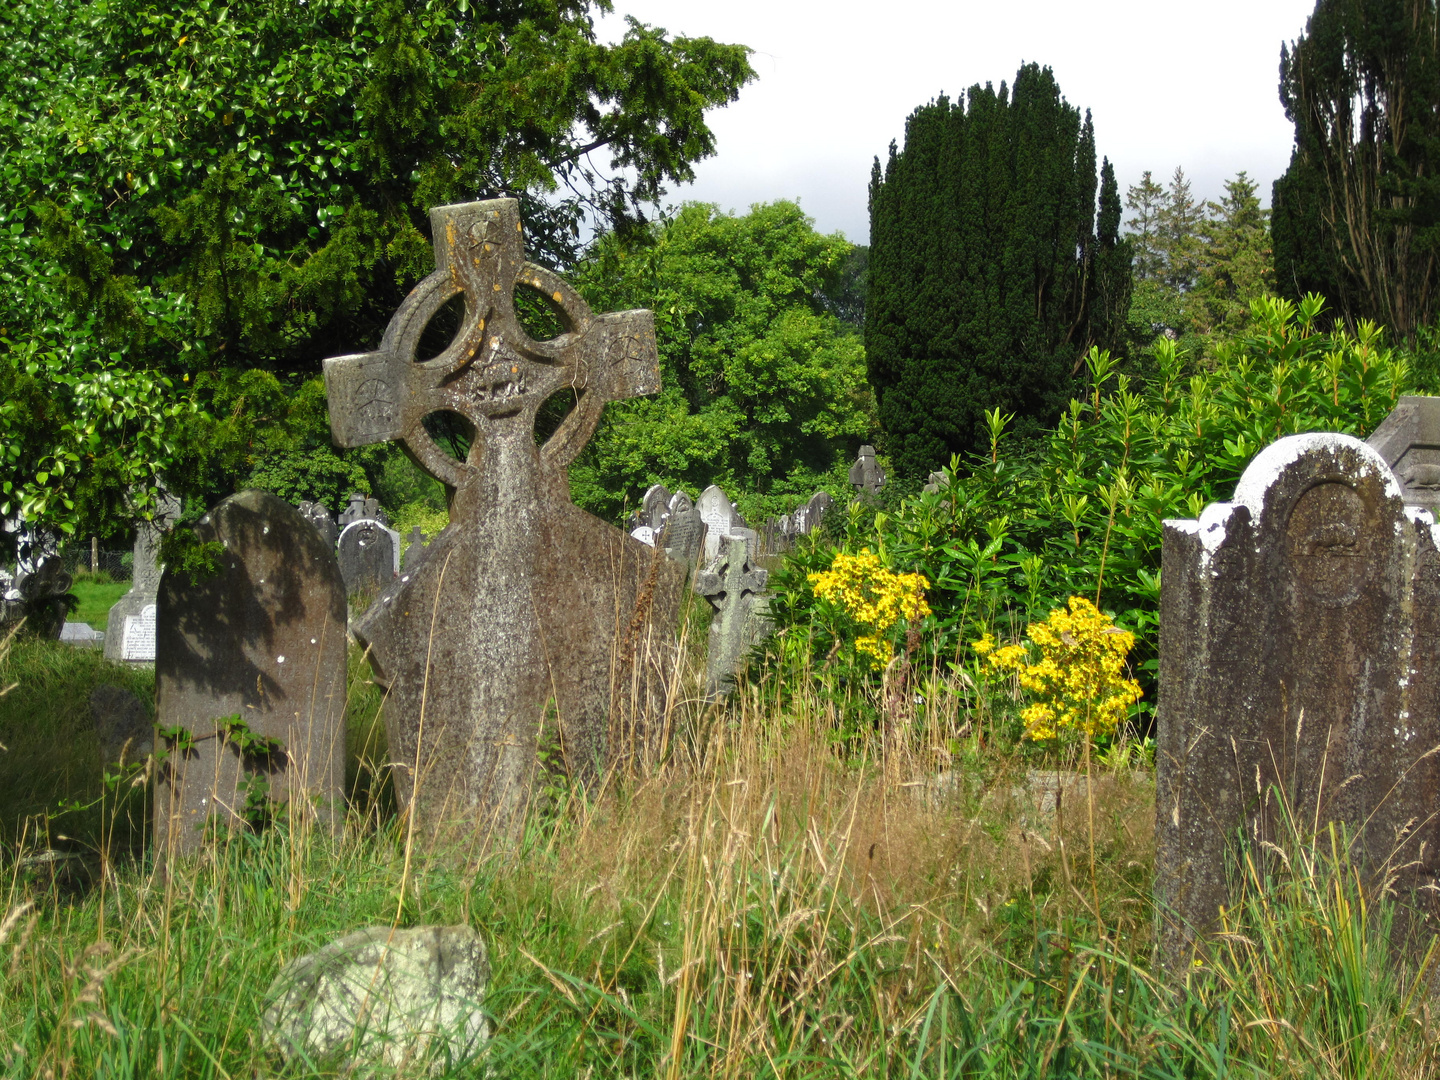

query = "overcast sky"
[597,0,1318,245]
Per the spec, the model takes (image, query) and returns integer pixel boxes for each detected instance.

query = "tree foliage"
[0,0,754,547]
[1273,0,1440,337]
[571,201,874,522]
[866,64,1132,479]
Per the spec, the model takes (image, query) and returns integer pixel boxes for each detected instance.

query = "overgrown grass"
[0,637,1436,1078]
[70,579,130,631]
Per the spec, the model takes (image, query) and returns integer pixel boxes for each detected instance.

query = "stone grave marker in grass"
[322,198,683,842]
[105,490,181,663]
[695,535,770,697]
[154,490,347,859]
[1157,432,1440,968]
[337,519,399,599]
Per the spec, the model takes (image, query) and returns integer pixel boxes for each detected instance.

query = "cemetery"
[7,1,1440,1077]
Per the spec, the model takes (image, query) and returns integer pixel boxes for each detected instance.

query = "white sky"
[597,0,1318,245]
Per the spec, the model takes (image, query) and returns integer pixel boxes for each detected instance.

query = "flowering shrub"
[808,548,931,667]
[973,596,1142,741]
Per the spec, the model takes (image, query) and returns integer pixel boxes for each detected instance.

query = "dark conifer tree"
[866,65,1131,478]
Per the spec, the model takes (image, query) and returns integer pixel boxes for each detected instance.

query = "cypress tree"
[867,64,1131,478]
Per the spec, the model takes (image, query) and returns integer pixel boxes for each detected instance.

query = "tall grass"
[0,633,1436,1078]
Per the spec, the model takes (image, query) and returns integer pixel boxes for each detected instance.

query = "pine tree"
[1193,172,1273,335]
[1126,171,1167,281]
[866,65,1131,478]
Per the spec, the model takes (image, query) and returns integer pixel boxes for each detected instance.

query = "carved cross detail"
[696,539,768,615]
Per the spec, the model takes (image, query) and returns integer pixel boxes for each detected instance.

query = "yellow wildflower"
[809,547,931,669]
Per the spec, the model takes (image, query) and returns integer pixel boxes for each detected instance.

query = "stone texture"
[323,198,683,840]
[1367,395,1440,513]
[90,683,151,764]
[105,491,181,662]
[695,535,770,697]
[262,925,489,1075]
[298,500,339,549]
[1156,432,1440,967]
[338,520,399,598]
[849,445,886,496]
[154,490,348,858]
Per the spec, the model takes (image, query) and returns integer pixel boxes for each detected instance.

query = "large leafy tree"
[866,64,1131,479]
[1272,0,1440,337]
[570,201,874,522]
[0,0,754,547]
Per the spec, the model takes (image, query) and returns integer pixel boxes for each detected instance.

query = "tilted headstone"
[154,490,348,858]
[104,490,181,661]
[338,492,388,528]
[849,445,886,496]
[1366,394,1440,513]
[297,500,339,550]
[661,491,704,567]
[630,525,656,547]
[697,485,746,563]
[695,535,771,697]
[642,484,672,530]
[1157,432,1440,967]
[322,198,683,839]
[337,519,399,597]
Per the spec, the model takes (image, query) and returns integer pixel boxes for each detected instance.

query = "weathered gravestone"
[642,483,671,530]
[696,535,771,697]
[337,519,399,598]
[697,485,746,563]
[298,500,340,550]
[849,445,886,497]
[154,490,348,858]
[60,621,105,648]
[105,491,182,662]
[661,492,704,567]
[1366,394,1440,513]
[403,525,430,570]
[630,525,657,547]
[339,492,388,528]
[1156,432,1440,966]
[323,198,683,839]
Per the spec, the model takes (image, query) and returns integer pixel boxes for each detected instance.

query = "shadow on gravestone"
[322,198,683,843]
[154,490,347,860]
[1156,432,1440,971]
[298,500,340,550]
[337,519,399,599]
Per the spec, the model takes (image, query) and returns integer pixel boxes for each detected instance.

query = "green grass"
[69,579,130,631]
[0,636,1436,1078]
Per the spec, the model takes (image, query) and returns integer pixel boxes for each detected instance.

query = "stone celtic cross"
[695,536,770,697]
[324,199,682,839]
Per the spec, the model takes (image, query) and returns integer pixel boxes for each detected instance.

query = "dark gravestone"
[323,198,683,840]
[90,683,151,764]
[1156,432,1440,967]
[12,556,74,640]
[337,520,398,597]
[402,525,430,571]
[695,536,770,697]
[849,445,886,496]
[1367,395,1440,513]
[105,491,182,662]
[298,500,340,550]
[661,491,704,567]
[154,490,348,858]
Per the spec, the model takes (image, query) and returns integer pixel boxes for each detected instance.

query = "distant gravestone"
[794,491,834,535]
[154,490,348,858]
[10,555,73,640]
[60,622,105,648]
[323,198,683,839]
[338,492,387,528]
[337,520,399,597]
[630,525,656,547]
[1157,432,1440,967]
[402,525,430,571]
[697,485,746,563]
[105,490,181,662]
[1366,395,1440,513]
[696,536,771,697]
[262,925,489,1074]
[661,491,704,567]
[642,484,672,530]
[923,471,949,494]
[297,500,339,549]
[90,683,151,764]
[849,445,886,497]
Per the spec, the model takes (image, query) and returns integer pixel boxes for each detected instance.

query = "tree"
[570,201,874,522]
[1126,171,1167,282]
[0,0,754,549]
[866,64,1131,478]
[1192,172,1274,336]
[1273,0,1440,337]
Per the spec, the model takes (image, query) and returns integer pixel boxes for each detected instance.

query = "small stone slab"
[154,490,348,858]
[1157,432,1440,967]
[262,925,489,1074]
[60,621,104,649]
[120,604,156,661]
